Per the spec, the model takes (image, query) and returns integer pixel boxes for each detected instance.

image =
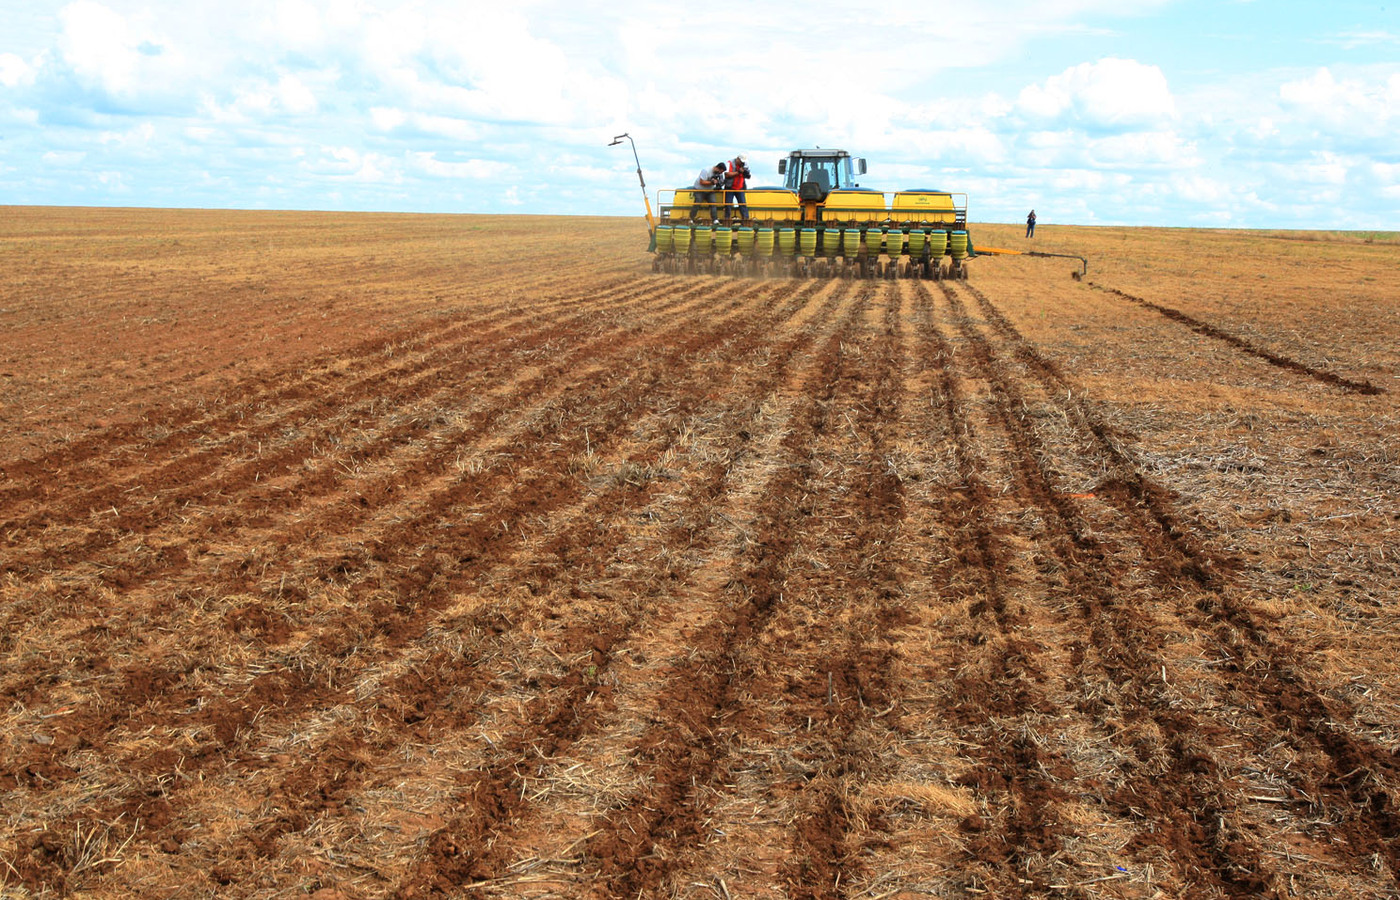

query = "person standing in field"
[725,154,751,222]
[1026,209,1036,238]
[691,163,727,222]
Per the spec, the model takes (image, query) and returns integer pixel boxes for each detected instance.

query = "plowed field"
[2,207,1399,899]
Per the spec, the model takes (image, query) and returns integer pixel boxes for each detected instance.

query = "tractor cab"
[778,149,868,200]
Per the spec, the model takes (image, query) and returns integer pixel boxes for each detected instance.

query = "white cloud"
[1325,29,1400,49]
[1,107,40,126]
[273,0,325,48]
[883,123,1008,167]
[0,53,38,88]
[369,107,405,131]
[1017,58,1178,130]
[1279,67,1400,136]
[95,170,130,190]
[276,74,318,115]
[396,10,622,129]
[1249,117,1278,140]
[55,0,189,99]
[58,1,139,94]
[1089,130,1198,167]
[42,150,87,165]
[407,152,511,180]
[1165,173,1238,206]
[1371,162,1400,185]
[200,72,323,123]
[1014,126,1195,172]
[310,146,402,184]
[1045,169,1131,193]
[1283,151,1351,186]
[100,121,157,148]
[369,107,483,142]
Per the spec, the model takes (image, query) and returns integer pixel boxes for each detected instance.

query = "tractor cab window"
[785,156,852,192]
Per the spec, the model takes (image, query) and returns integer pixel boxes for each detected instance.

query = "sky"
[1,0,1397,228]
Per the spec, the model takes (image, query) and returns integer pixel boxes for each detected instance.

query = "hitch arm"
[976,246,1089,277]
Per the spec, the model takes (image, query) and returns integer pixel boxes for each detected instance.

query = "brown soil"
[2,208,1399,898]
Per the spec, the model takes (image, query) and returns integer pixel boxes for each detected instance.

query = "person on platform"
[725,154,751,222]
[691,163,727,222]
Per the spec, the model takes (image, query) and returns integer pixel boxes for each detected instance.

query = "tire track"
[1087,281,1384,395]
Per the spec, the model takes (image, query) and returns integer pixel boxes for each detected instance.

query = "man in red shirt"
[725,155,751,222]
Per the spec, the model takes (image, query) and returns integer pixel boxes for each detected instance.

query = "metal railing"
[655,189,968,227]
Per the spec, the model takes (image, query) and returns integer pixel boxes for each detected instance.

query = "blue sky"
[1,0,1397,228]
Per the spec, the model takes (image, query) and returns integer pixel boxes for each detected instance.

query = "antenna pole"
[609,133,656,229]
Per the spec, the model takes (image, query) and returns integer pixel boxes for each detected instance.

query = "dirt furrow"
[897,279,1100,896]
[0,275,750,761]
[0,274,758,752]
[809,280,980,897]
[564,284,871,898]
[765,283,909,899]
[0,273,730,657]
[0,278,819,893]
[595,283,911,899]
[386,279,852,897]
[0,273,677,532]
[395,279,867,899]
[178,276,834,892]
[0,255,630,423]
[941,280,1303,896]
[7,212,1400,900]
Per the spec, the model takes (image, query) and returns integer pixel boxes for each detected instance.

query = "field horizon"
[5,204,1397,242]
